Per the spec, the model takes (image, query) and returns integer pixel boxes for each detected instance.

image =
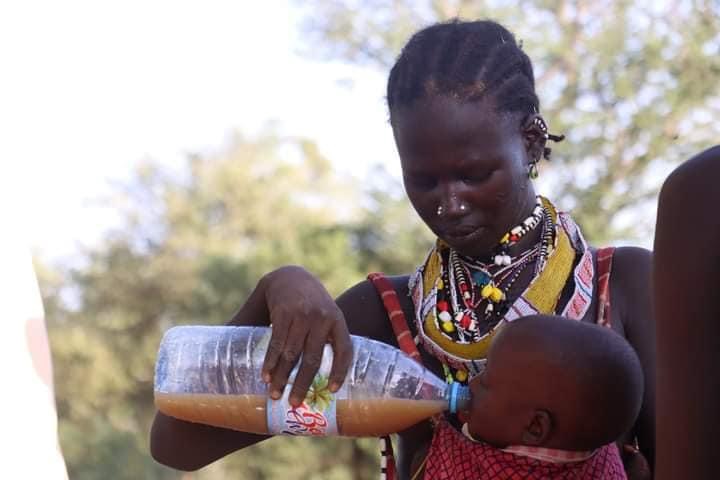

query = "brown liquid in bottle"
[155,392,445,436]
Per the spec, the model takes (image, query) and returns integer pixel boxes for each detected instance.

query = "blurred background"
[3,0,719,478]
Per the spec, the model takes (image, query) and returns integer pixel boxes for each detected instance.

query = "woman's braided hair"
[387,19,563,159]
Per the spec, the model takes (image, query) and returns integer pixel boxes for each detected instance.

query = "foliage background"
[35,1,719,478]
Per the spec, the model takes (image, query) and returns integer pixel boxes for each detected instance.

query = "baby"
[460,314,644,477]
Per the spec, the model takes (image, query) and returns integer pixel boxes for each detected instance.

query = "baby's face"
[466,347,531,447]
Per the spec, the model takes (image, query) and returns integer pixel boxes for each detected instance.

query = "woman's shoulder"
[661,145,720,196]
[335,274,413,345]
[605,246,652,332]
[336,274,412,303]
[588,245,651,293]
[606,246,652,299]
[611,246,652,279]
[658,146,720,236]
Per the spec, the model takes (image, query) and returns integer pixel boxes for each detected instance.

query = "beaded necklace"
[434,196,552,345]
[409,197,595,381]
[492,197,544,266]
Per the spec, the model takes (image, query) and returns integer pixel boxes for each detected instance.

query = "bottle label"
[267,374,338,436]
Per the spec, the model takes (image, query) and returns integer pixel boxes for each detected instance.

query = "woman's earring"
[533,117,549,139]
[437,205,444,216]
[528,161,539,179]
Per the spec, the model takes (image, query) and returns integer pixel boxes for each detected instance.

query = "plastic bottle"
[154,326,470,437]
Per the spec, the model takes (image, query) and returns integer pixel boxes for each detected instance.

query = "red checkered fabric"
[422,420,627,480]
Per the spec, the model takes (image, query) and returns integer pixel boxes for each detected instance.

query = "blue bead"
[472,271,489,284]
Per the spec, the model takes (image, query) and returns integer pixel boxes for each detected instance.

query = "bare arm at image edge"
[654,146,720,479]
[0,240,68,479]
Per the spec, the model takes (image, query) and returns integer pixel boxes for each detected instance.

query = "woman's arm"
[2,241,69,478]
[150,414,269,472]
[611,246,656,473]
[150,265,354,471]
[654,146,720,480]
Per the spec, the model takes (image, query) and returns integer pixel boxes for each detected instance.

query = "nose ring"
[437,203,468,216]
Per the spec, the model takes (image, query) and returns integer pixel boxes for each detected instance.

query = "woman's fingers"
[266,326,308,400]
[289,327,330,407]
[263,302,309,397]
[327,316,353,393]
[621,443,651,480]
[263,303,351,406]
[261,312,291,384]
[259,267,353,405]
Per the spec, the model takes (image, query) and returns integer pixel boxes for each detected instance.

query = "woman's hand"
[622,443,652,480]
[257,266,353,407]
[151,266,353,470]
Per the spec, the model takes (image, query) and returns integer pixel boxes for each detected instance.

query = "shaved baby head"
[467,314,644,451]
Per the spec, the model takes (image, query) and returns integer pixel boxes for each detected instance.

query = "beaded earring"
[528,116,548,179]
[533,117,549,138]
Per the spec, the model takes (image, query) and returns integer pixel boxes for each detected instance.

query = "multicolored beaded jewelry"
[432,197,553,353]
[492,196,544,266]
[409,197,596,383]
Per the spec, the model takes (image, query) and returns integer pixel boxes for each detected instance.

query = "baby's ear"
[521,409,553,446]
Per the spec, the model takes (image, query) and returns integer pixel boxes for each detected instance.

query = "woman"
[151,20,655,478]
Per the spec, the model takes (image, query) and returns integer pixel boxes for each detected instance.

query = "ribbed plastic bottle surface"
[155,326,469,436]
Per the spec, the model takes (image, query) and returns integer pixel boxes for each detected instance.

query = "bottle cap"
[449,383,471,414]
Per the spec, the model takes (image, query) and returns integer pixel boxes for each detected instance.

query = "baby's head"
[466,314,643,451]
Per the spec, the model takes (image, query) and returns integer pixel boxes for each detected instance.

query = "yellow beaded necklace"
[409,197,586,378]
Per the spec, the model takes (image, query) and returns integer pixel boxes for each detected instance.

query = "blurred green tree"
[37,2,720,477]
[40,130,430,479]
[296,0,720,243]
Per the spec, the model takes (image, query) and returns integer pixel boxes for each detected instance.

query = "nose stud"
[437,203,468,216]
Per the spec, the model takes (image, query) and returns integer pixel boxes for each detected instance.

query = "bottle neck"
[448,382,471,414]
